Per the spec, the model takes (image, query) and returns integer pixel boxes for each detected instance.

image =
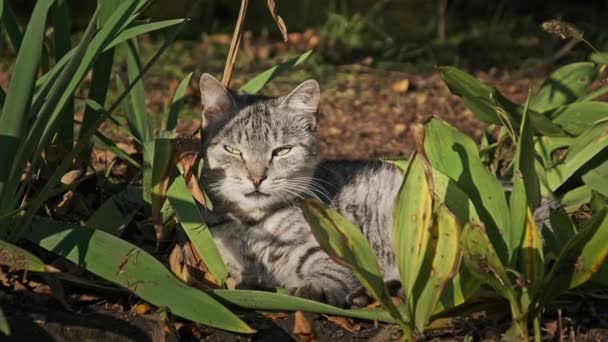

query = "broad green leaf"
[544,209,577,257]
[166,72,193,131]
[517,208,544,294]
[438,67,565,136]
[528,62,598,112]
[547,102,608,135]
[87,187,142,236]
[534,136,574,168]
[302,199,408,327]
[580,84,608,102]
[392,154,433,306]
[413,205,461,331]
[561,185,592,212]
[167,169,229,286]
[590,52,608,65]
[424,117,510,262]
[0,0,54,206]
[546,121,608,191]
[0,239,47,272]
[582,160,608,197]
[540,209,608,304]
[26,219,253,333]
[0,306,8,336]
[0,0,22,51]
[211,290,396,323]
[461,222,517,304]
[514,97,541,208]
[105,19,186,52]
[240,50,313,94]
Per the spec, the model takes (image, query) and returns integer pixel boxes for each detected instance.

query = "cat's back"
[313,160,403,280]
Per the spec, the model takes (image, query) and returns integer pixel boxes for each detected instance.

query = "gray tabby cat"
[197,74,403,307]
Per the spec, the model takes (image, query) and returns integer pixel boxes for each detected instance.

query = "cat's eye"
[272,146,292,157]
[224,145,241,155]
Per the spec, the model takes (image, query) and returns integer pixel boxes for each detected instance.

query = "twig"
[222,0,249,87]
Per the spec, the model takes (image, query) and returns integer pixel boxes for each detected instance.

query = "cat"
[196,73,403,307]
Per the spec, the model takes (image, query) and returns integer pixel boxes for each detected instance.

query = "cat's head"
[199,74,320,218]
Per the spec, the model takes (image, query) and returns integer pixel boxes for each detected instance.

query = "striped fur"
[197,74,402,306]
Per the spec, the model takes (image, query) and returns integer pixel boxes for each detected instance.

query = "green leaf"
[517,208,544,294]
[124,38,152,144]
[210,290,396,323]
[93,132,142,169]
[582,160,608,197]
[392,154,433,306]
[438,67,565,136]
[0,239,47,272]
[240,50,313,94]
[26,219,253,333]
[546,121,608,191]
[167,168,229,286]
[413,205,461,331]
[0,0,54,204]
[561,186,592,212]
[534,136,574,169]
[424,117,510,262]
[546,102,608,135]
[302,199,408,327]
[52,0,73,152]
[166,72,193,131]
[0,0,22,51]
[544,209,577,257]
[528,62,598,113]
[105,19,186,52]
[590,52,608,65]
[87,187,142,236]
[461,222,517,304]
[0,305,8,336]
[540,209,608,304]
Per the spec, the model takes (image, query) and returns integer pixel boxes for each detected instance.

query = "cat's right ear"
[199,73,236,129]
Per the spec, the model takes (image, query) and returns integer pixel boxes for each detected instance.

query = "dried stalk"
[222,0,249,87]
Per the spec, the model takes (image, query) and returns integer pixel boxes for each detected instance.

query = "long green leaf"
[302,199,408,327]
[167,168,229,286]
[124,38,152,144]
[539,209,608,304]
[582,160,608,197]
[105,19,186,52]
[0,305,8,336]
[528,62,597,113]
[52,0,73,152]
[0,239,47,272]
[413,205,461,331]
[166,72,193,131]
[240,50,313,94]
[0,0,54,205]
[546,121,608,191]
[547,101,608,135]
[0,0,22,51]
[92,132,142,169]
[424,117,510,262]
[210,290,396,323]
[392,154,433,306]
[87,187,142,236]
[26,219,253,333]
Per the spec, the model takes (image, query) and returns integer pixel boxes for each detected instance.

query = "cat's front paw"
[290,283,347,307]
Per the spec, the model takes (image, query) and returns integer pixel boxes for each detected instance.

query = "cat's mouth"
[244,190,271,198]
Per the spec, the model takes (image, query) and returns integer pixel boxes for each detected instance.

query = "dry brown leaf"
[134,302,153,315]
[293,311,318,342]
[267,0,288,42]
[391,79,410,93]
[261,312,290,320]
[325,316,361,333]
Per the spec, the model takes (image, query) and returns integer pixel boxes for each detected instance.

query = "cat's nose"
[249,175,267,188]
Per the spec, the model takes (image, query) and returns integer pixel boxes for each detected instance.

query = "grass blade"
[0,0,22,51]
[166,72,193,131]
[0,0,54,205]
[240,50,313,94]
[52,0,73,152]
[124,38,152,144]
[105,19,186,52]
[26,219,253,333]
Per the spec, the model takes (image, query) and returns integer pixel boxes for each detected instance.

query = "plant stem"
[222,0,249,87]
[533,314,542,342]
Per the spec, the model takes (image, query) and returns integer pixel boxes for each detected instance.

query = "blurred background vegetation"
[4,0,608,71]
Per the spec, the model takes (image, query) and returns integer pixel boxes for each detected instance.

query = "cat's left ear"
[279,80,320,114]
